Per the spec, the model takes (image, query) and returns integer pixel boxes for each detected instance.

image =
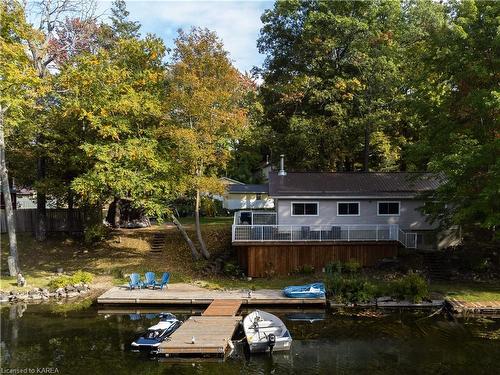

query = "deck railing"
[232,223,417,248]
[233,211,277,225]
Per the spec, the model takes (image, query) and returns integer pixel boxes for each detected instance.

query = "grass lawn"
[430,281,500,302]
[177,216,233,226]
[0,220,233,292]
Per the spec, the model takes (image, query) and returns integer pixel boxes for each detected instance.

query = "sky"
[97,0,274,73]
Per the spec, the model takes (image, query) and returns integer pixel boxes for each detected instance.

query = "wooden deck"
[202,299,242,316]
[158,315,242,356]
[235,241,399,277]
[446,298,500,315]
[97,283,326,306]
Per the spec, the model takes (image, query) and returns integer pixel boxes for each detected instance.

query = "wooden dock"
[97,283,325,306]
[157,299,243,357]
[157,315,241,356]
[202,299,242,316]
[446,298,500,315]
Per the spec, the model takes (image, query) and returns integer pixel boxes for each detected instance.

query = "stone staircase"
[150,232,167,253]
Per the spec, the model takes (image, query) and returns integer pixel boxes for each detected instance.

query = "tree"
[165,28,249,258]
[257,0,413,172]
[0,1,42,274]
[408,0,499,234]
[56,35,173,214]
[13,0,97,241]
[110,0,140,39]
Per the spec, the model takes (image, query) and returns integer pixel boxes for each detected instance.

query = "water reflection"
[1,304,499,374]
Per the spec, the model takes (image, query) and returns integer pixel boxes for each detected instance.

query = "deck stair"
[422,251,451,281]
[150,232,167,253]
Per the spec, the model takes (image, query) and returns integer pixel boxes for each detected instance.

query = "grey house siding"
[276,199,437,231]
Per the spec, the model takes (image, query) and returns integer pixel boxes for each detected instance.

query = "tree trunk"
[67,188,74,234]
[35,156,46,241]
[113,197,121,228]
[0,107,20,275]
[170,213,200,260]
[363,122,370,172]
[195,189,210,259]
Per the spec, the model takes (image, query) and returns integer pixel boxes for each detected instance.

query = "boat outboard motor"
[267,333,276,353]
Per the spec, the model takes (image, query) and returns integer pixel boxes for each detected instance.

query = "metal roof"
[227,184,269,194]
[269,172,441,197]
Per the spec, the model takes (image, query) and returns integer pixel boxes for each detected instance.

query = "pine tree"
[110,0,140,39]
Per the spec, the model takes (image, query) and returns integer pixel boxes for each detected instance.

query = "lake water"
[1,302,499,374]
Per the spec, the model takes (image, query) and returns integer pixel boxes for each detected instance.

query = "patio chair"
[144,272,157,288]
[129,273,144,290]
[154,272,170,290]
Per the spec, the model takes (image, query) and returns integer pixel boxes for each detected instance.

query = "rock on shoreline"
[0,283,91,304]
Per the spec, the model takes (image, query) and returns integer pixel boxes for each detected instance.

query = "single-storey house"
[221,180,274,211]
[232,164,446,277]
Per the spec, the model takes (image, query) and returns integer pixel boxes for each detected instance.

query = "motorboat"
[283,282,326,299]
[243,310,292,353]
[131,313,181,352]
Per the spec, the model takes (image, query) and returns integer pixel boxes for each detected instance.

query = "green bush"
[295,264,315,275]
[343,259,361,274]
[48,270,94,291]
[325,274,377,303]
[84,224,109,244]
[389,271,429,303]
[223,262,242,277]
[72,270,93,284]
[325,261,342,275]
[325,260,361,275]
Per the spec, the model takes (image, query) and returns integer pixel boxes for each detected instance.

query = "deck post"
[347,226,350,242]
[376,225,378,241]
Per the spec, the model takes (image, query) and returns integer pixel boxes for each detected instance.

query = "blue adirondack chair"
[129,273,143,290]
[144,272,157,288]
[154,272,170,289]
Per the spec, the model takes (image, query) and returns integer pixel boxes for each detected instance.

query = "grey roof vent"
[278,154,287,176]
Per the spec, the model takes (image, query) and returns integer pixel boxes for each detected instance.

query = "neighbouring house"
[232,158,449,277]
[215,177,274,211]
[223,183,274,210]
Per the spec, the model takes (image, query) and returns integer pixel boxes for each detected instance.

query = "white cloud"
[97,0,273,73]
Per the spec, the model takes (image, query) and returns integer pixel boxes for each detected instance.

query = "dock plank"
[446,298,500,315]
[158,316,242,356]
[97,284,326,306]
[203,299,241,316]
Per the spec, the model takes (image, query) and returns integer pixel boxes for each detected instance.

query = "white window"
[337,202,360,216]
[378,201,400,216]
[291,202,319,216]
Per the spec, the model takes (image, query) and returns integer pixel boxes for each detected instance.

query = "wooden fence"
[0,209,87,234]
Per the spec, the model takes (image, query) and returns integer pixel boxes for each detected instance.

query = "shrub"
[325,261,342,275]
[294,264,315,275]
[223,262,242,278]
[325,274,377,303]
[84,224,109,244]
[389,271,429,303]
[343,259,361,274]
[48,270,94,291]
[325,260,361,275]
[71,270,93,284]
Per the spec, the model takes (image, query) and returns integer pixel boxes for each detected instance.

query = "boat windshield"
[145,329,165,339]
